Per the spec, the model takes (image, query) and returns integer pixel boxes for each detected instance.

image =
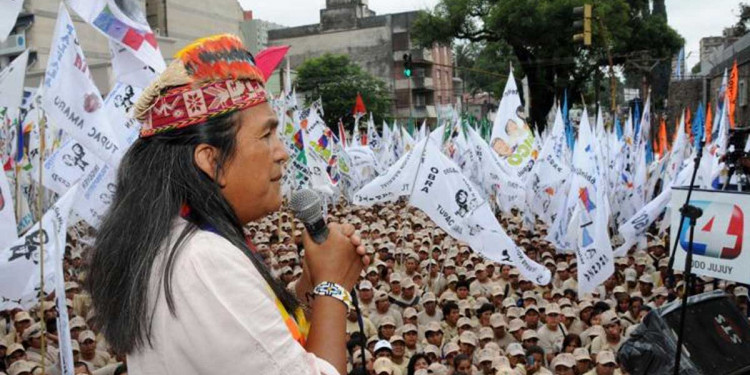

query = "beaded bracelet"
[312,281,353,309]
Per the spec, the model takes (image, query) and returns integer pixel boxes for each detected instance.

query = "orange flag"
[685,107,693,145]
[658,117,668,154]
[728,60,738,129]
[704,103,713,143]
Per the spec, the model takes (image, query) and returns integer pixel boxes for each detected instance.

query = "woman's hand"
[302,223,370,290]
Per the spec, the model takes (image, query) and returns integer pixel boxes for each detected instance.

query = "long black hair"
[86,112,298,355]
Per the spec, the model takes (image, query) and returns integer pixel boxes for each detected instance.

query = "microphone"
[289,189,329,244]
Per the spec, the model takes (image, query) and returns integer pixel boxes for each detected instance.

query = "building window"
[415,94,426,107]
[741,79,748,107]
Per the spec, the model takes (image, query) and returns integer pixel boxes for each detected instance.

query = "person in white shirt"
[86,34,368,375]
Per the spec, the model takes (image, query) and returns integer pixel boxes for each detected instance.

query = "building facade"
[239,11,285,55]
[268,0,454,124]
[0,0,244,94]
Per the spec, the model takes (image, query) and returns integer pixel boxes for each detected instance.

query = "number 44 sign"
[670,187,749,284]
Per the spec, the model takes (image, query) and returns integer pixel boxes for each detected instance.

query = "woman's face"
[456,359,472,373]
[415,357,429,370]
[216,103,288,224]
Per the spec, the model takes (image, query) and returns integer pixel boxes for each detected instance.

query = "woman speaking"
[86,34,368,374]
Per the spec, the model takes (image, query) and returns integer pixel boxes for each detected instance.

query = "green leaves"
[295,54,391,130]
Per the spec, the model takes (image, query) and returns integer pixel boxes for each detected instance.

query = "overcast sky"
[239,0,741,69]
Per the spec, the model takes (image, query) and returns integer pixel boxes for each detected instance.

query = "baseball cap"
[638,274,654,284]
[13,311,31,323]
[477,348,494,363]
[375,291,389,302]
[373,357,394,375]
[572,347,590,361]
[508,318,526,333]
[490,313,507,328]
[7,343,24,356]
[21,323,42,341]
[403,307,418,319]
[521,330,539,341]
[389,335,405,344]
[491,285,505,297]
[459,331,478,346]
[424,344,440,357]
[443,342,460,355]
[596,350,617,365]
[359,280,373,290]
[551,353,576,369]
[401,278,415,289]
[562,307,577,319]
[425,321,442,334]
[457,317,474,329]
[69,316,87,330]
[546,303,562,315]
[402,324,418,333]
[734,286,749,299]
[373,340,393,354]
[7,360,36,375]
[600,310,620,326]
[507,343,525,356]
[422,292,437,304]
[379,316,396,328]
[78,329,96,343]
[479,327,494,340]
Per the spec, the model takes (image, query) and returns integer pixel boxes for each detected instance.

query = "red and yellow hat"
[135,34,270,138]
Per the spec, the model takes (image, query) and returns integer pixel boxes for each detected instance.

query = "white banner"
[42,4,124,166]
[671,188,750,284]
[0,185,78,310]
[66,0,166,72]
[615,188,671,256]
[352,139,426,206]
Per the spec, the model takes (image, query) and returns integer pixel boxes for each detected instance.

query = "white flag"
[73,163,117,229]
[0,185,78,310]
[109,40,159,89]
[353,140,426,206]
[526,106,571,224]
[66,0,166,72]
[562,109,614,293]
[40,139,100,196]
[0,0,23,43]
[409,141,550,284]
[0,49,28,110]
[0,167,18,249]
[489,67,535,181]
[42,4,124,166]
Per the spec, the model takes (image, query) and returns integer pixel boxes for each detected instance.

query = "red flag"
[658,116,668,155]
[353,92,366,116]
[704,102,713,143]
[254,45,290,81]
[728,59,738,129]
[338,118,347,148]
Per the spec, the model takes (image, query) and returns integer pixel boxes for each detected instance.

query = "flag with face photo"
[66,0,166,72]
[42,4,124,167]
[489,68,535,181]
[0,185,78,310]
[354,138,551,284]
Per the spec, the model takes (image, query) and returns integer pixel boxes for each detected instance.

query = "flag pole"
[37,108,48,375]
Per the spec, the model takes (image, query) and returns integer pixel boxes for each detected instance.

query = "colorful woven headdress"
[135,34,269,138]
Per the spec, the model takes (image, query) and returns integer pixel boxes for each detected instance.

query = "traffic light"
[403,53,413,78]
[573,4,592,46]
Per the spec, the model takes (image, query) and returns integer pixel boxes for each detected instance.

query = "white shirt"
[128,220,338,375]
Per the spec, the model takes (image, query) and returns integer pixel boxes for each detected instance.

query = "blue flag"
[614,115,623,140]
[15,118,24,163]
[692,102,705,149]
[563,90,575,151]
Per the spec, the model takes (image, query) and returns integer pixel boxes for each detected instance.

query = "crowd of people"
[1,199,748,375]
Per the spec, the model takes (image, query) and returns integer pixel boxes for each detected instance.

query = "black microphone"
[289,189,329,244]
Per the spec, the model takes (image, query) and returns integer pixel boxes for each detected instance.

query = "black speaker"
[619,290,750,375]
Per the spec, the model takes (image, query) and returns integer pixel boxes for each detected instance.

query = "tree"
[412,0,683,130]
[735,2,750,35]
[295,54,391,130]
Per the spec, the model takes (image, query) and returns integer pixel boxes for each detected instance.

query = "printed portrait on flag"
[491,106,531,157]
